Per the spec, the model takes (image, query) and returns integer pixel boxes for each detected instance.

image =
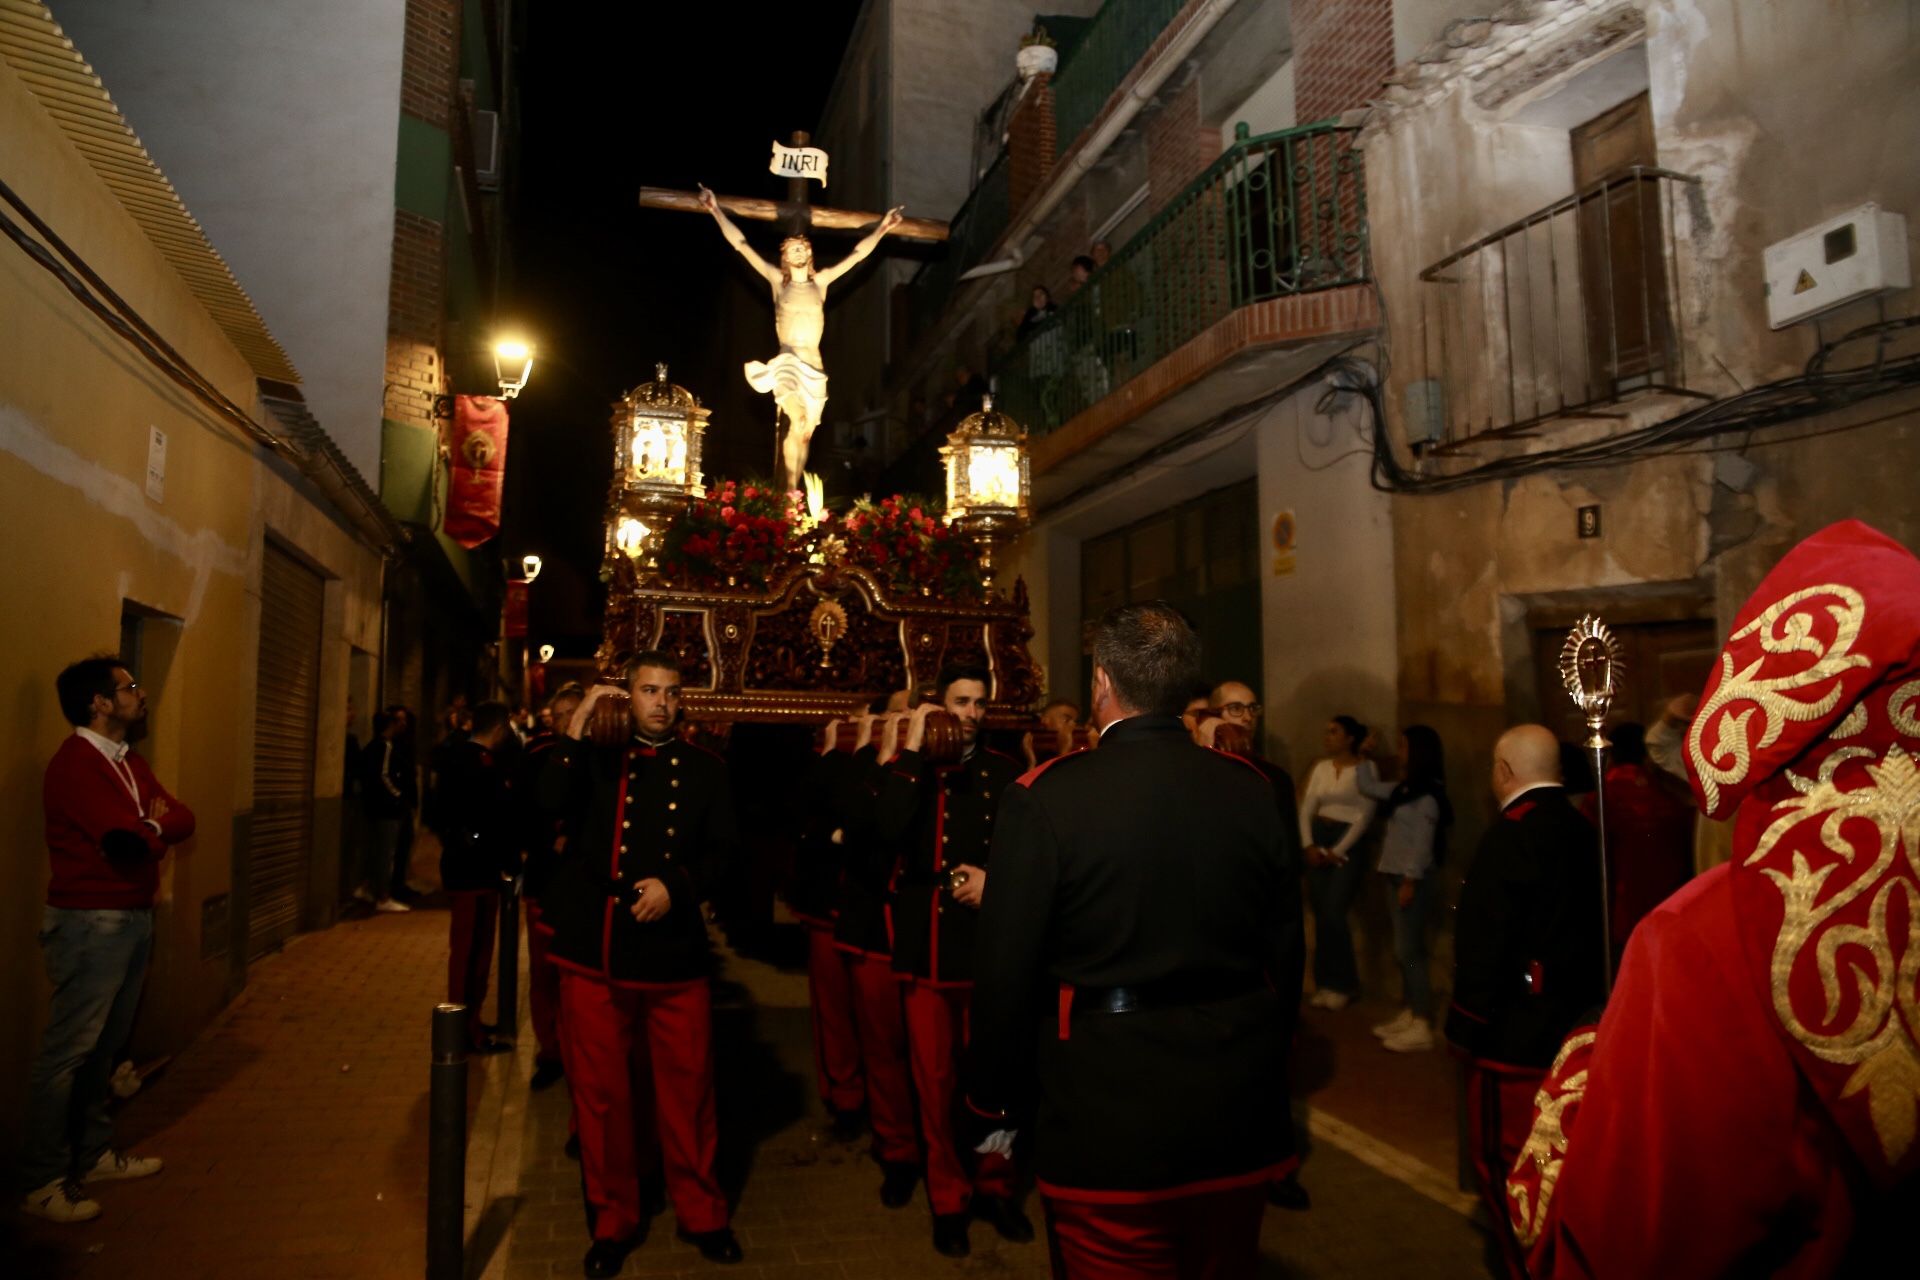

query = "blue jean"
[20,907,153,1191]
[1387,875,1435,1019]
[1306,818,1367,996]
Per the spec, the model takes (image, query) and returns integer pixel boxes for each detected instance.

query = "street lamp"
[521,554,543,582]
[494,338,535,399]
[940,393,1031,590]
[538,643,555,663]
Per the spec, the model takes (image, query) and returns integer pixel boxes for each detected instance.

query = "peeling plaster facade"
[1361,0,1920,907]
[0,53,385,1170]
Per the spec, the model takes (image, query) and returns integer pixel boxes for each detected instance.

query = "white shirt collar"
[76,726,130,764]
[1500,780,1563,809]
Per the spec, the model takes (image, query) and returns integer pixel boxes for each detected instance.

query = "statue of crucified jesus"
[698,183,904,495]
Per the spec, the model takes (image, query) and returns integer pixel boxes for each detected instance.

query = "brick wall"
[1145,78,1218,203]
[1293,0,1395,123]
[1007,74,1057,215]
[401,0,459,128]
[385,211,446,429]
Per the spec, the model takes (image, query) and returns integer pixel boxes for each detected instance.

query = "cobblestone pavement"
[7,899,1494,1279]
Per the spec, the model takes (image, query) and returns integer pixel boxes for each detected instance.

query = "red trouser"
[559,971,728,1239]
[1043,1184,1266,1279]
[1464,1059,1545,1280]
[903,980,1015,1215]
[806,924,865,1113]
[447,890,498,1047]
[523,899,563,1067]
[845,950,918,1164]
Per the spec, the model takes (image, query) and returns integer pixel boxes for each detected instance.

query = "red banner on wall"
[504,578,529,638]
[445,395,509,548]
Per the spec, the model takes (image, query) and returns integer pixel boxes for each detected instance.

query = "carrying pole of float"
[1559,615,1621,997]
[427,1003,468,1280]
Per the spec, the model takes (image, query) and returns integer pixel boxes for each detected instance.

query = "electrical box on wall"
[1763,204,1909,329]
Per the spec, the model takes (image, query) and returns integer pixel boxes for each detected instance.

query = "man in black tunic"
[537,653,743,1274]
[966,602,1303,1278]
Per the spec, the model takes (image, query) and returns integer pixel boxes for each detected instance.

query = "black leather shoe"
[675,1226,743,1264]
[583,1235,637,1278]
[932,1212,971,1258]
[972,1193,1034,1243]
[530,1060,565,1091]
[640,1177,668,1219]
[1267,1172,1311,1211]
[878,1160,919,1208]
[828,1106,866,1144]
[564,1133,581,1160]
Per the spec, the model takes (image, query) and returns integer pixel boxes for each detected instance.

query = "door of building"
[248,542,324,959]
[1079,479,1261,701]
[1573,92,1673,400]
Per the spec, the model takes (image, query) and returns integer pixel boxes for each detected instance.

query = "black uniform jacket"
[872,742,1023,985]
[517,730,566,900]
[826,745,895,957]
[785,748,846,928]
[1444,785,1605,1068]
[536,732,736,985]
[967,714,1304,1198]
[436,739,515,892]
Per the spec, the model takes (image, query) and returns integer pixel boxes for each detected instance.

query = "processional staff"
[1559,615,1622,996]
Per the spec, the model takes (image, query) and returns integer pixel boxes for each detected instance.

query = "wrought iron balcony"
[1415,166,1709,450]
[906,151,1010,340]
[1051,0,1186,154]
[993,123,1370,434]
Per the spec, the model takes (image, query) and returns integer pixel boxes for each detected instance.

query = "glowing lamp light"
[615,517,651,558]
[493,338,535,399]
[537,644,556,663]
[940,394,1031,592]
[613,364,708,511]
[520,554,543,582]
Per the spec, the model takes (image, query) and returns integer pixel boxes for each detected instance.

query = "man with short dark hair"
[967,604,1303,1277]
[21,656,195,1223]
[438,700,517,1054]
[873,663,1027,1257]
[539,654,742,1273]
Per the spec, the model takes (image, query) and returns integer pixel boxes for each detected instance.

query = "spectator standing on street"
[1355,725,1452,1052]
[521,683,584,1091]
[20,655,196,1223]
[1299,714,1377,1009]
[438,700,517,1054]
[360,710,413,912]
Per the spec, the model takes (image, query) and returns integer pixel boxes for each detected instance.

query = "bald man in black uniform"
[966,603,1304,1278]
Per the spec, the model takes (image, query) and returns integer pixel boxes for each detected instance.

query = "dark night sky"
[504,3,865,648]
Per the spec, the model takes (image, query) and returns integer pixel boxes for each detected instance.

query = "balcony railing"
[905,150,1011,341]
[1416,166,1709,449]
[993,123,1369,434]
[1052,0,1186,155]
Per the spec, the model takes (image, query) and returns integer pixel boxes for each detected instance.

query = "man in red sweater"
[20,656,195,1223]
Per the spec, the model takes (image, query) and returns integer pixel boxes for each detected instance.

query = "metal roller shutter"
[249,543,323,959]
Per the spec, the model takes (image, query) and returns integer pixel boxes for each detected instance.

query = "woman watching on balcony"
[1015,285,1058,340]
[1299,714,1378,1010]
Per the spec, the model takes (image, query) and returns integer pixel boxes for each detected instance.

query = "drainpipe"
[958,0,1242,283]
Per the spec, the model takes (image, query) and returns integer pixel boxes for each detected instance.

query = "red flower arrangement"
[653,483,985,601]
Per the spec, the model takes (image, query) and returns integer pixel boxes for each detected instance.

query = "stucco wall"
[0,60,383,1173]
[54,0,408,482]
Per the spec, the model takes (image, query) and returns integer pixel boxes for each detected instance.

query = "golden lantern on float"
[940,393,1031,590]
[608,363,710,565]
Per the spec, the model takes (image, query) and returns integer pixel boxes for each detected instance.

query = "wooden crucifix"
[638,131,949,495]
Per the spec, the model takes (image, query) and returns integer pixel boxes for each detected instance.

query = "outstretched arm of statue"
[815,206,905,287]
[699,183,782,287]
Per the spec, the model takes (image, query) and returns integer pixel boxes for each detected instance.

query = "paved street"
[8,893,1491,1280]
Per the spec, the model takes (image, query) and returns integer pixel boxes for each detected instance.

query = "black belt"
[1071,971,1265,1016]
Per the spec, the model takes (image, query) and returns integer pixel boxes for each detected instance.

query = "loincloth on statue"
[745,353,828,424]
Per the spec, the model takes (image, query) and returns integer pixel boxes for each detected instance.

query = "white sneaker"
[1372,1009,1416,1039]
[352,885,375,903]
[21,1178,100,1222]
[84,1150,162,1182]
[1310,989,1351,1010]
[1382,1018,1435,1053]
[375,898,412,913]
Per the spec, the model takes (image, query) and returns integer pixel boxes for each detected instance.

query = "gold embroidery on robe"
[1508,1030,1598,1248]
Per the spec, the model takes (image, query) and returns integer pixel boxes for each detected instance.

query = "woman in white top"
[1298,715,1377,1009]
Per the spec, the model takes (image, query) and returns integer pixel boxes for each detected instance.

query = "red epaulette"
[1015,748,1090,789]
[1504,800,1538,822]
[1206,746,1271,781]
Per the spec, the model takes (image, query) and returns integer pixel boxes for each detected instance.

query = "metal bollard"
[496,885,520,1045]
[427,1003,468,1280]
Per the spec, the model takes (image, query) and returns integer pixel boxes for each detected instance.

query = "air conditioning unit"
[472,109,502,191]
[1762,203,1909,329]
